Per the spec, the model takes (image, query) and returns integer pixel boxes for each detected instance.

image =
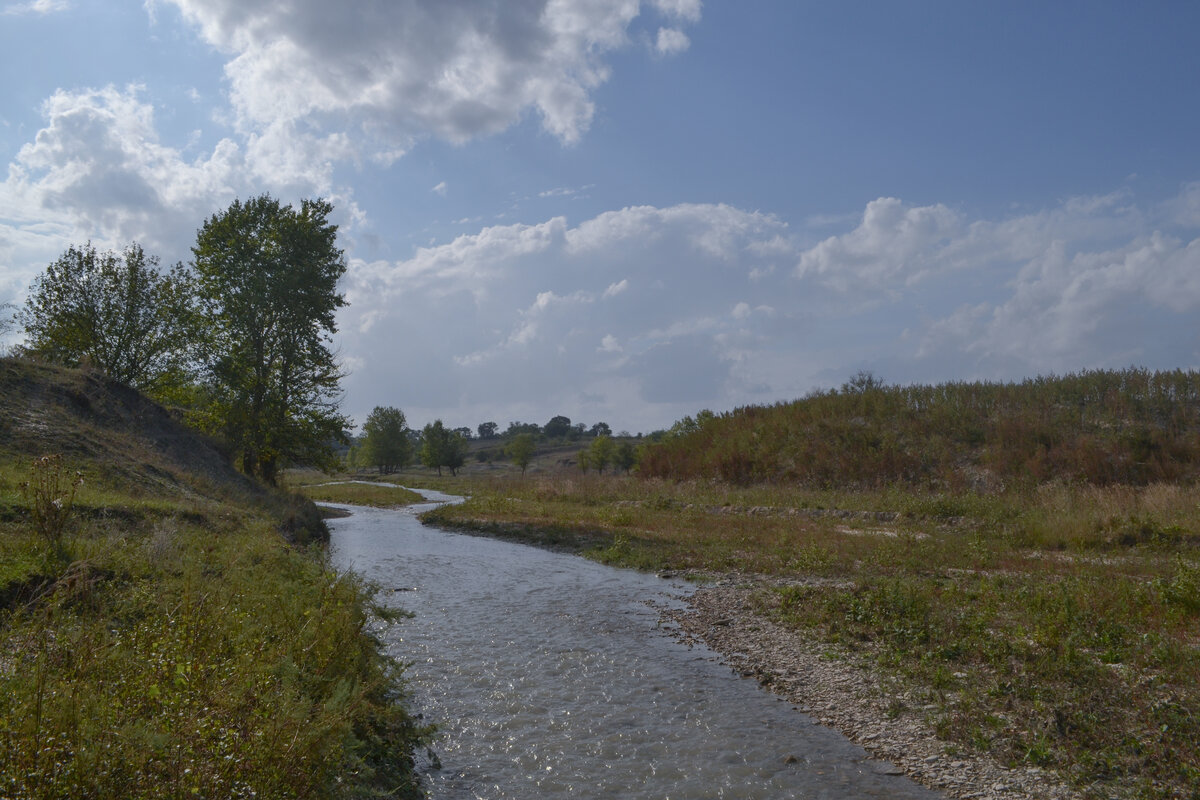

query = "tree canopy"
[506,433,536,475]
[420,420,468,477]
[361,406,411,474]
[16,242,196,397]
[543,415,572,439]
[191,194,347,484]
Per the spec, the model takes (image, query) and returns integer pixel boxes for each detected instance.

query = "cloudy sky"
[3,1,1200,434]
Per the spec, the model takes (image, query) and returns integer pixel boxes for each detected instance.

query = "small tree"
[17,242,197,396]
[577,448,592,474]
[589,421,612,438]
[361,406,411,474]
[589,435,615,474]
[615,441,637,474]
[445,431,468,476]
[477,421,498,439]
[506,433,536,475]
[841,370,885,394]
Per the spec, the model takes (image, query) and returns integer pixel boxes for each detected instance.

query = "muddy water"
[327,494,943,799]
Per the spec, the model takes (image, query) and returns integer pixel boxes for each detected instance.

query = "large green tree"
[361,406,411,474]
[16,242,196,396]
[589,434,615,474]
[192,195,347,484]
[420,420,468,477]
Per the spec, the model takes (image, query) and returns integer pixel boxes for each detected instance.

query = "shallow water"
[327,494,943,799]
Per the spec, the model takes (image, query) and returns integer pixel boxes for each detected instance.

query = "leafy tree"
[589,421,612,438]
[16,242,196,395]
[452,426,473,440]
[421,420,468,476]
[477,421,498,439]
[361,406,411,474]
[544,415,572,439]
[842,370,886,394]
[589,434,615,474]
[577,448,591,474]
[506,421,541,437]
[506,433,536,475]
[615,441,637,474]
[0,302,14,356]
[191,195,347,484]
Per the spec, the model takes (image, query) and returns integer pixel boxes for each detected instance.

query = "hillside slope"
[0,357,323,541]
[640,368,1200,488]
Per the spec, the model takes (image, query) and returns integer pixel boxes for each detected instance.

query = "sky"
[2,1,1200,435]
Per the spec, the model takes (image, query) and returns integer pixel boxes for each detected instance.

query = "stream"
[326,492,943,799]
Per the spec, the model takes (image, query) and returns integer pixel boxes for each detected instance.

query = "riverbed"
[326,493,944,799]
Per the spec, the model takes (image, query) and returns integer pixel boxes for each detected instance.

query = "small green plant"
[19,454,84,554]
[1162,557,1200,613]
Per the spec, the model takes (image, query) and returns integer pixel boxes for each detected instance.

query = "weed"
[18,454,84,557]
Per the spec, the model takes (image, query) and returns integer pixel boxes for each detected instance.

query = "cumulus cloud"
[0,85,250,301]
[340,202,802,429]
[162,0,701,167]
[796,197,963,289]
[794,191,1200,381]
[654,27,690,55]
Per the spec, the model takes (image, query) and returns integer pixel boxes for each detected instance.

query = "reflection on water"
[327,496,943,800]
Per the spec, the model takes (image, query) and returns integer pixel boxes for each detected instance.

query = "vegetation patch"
[0,360,428,798]
[295,480,423,508]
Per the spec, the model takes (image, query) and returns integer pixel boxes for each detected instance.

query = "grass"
[412,471,1200,800]
[1,463,430,799]
[293,480,424,508]
[0,360,429,798]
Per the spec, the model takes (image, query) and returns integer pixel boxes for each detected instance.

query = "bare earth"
[659,575,1082,800]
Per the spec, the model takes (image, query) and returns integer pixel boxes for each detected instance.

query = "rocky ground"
[658,574,1083,800]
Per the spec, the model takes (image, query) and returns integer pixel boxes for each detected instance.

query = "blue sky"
[2,1,1199,434]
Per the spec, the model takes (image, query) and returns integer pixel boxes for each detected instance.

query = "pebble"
[660,579,1084,800]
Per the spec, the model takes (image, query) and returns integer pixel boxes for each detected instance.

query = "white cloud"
[163,0,700,171]
[655,27,690,55]
[603,279,628,298]
[0,85,247,302]
[796,197,963,289]
[651,0,702,23]
[2,0,69,15]
[432,181,447,196]
[340,202,801,429]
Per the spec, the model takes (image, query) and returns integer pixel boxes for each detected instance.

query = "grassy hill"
[639,368,1200,488]
[0,358,425,798]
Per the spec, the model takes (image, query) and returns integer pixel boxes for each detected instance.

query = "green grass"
[0,468,430,799]
[416,472,1200,799]
[295,480,424,508]
[0,360,429,798]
